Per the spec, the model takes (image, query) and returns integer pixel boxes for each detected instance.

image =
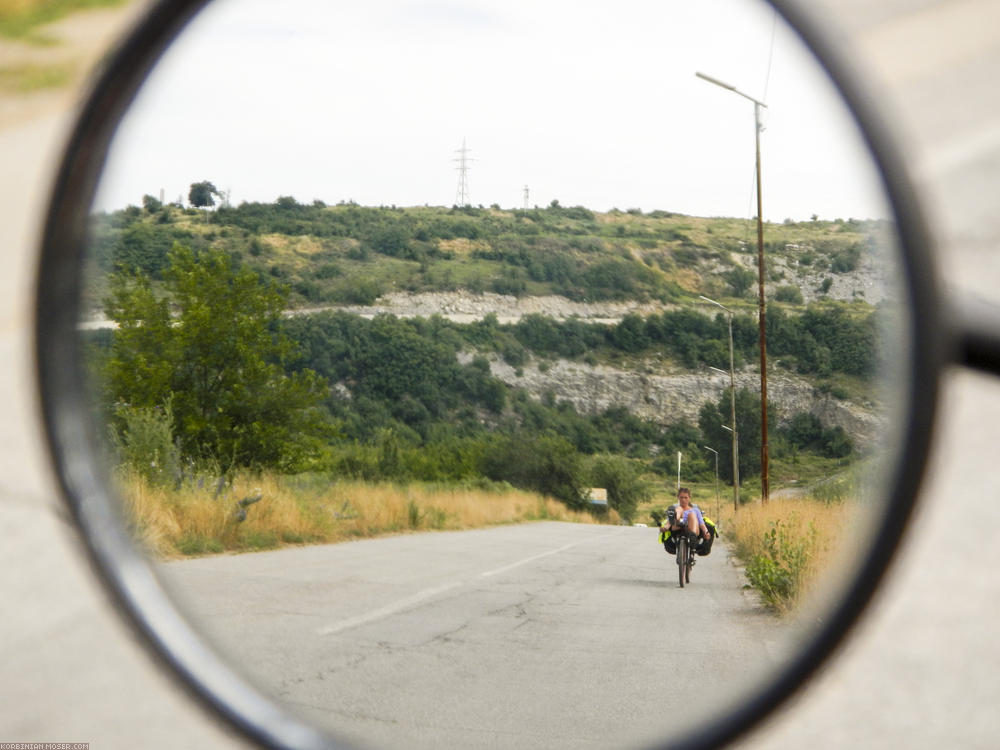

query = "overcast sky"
[94,0,890,221]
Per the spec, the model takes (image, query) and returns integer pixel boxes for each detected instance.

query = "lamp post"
[696,71,770,503]
[701,295,739,511]
[721,424,740,511]
[703,446,719,520]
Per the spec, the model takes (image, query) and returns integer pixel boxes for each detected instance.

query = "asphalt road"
[159,523,791,750]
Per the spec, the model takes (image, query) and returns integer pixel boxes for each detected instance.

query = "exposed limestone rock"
[325,291,671,323]
[307,287,890,450]
[458,352,885,450]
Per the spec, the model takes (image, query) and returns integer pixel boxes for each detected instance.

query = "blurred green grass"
[0,61,71,91]
[0,0,127,42]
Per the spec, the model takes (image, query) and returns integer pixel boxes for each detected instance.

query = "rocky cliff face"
[323,287,890,449]
[458,352,885,449]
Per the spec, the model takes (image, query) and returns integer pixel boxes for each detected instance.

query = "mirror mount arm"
[950,294,1000,376]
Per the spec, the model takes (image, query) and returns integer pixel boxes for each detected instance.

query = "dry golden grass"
[0,61,71,92]
[672,268,701,293]
[259,233,290,252]
[117,470,606,559]
[0,0,36,16]
[721,496,847,613]
[0,0,127,38]
[438,237,488,256]
[290,236,329,257]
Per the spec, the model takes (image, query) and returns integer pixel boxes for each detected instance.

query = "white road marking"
[316,529,625,635]
[479,530,624,579]
[316,581,462,636]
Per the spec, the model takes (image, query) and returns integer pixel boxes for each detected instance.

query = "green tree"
[698,387,776,484]
[481,434,586,508]
[188,181,221,208]
[353,315,456,414]
[781,412,853,459]
[113,221,175,276]
[785,412,824,450]
[142,194,163,213]
[725,266,756,297]
[774,285,804,304]
[367,223,413,258]
[104,245,327,470]
[588,454,651,521]
[609,313,649,353]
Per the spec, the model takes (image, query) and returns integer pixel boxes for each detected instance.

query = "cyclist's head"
[677,487,691,504]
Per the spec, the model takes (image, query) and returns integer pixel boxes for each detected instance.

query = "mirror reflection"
[77,0,909,747]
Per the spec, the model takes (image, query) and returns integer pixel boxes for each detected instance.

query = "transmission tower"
[454,138,473,206]
[523,185,530,210]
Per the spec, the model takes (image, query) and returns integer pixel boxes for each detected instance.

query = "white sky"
[95,0,890,221]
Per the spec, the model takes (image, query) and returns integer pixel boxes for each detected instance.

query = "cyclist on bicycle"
[662,487,712,549]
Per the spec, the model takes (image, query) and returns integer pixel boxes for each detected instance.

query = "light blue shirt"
[679,505,706,529]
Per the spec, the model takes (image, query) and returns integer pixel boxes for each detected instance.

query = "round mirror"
[38,0,940,748]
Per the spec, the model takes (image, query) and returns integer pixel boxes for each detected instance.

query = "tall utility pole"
[702,295,739,512]
[523,185,530,210]
[696,71,770,502]
[454,138,472,207]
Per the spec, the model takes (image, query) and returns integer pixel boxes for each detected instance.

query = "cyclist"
[661,487,713,551]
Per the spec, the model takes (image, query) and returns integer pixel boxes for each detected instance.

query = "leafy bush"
[176,533,225,556]
[725,266,755,297]
[492,274,527,296]
[338,278,381,305]
[744,519,817,610]
[110,403,181,487]
[673,247,701,268]
[830,244,862,273]
[774,285,804,304]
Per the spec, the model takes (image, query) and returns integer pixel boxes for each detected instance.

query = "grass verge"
[0,0,127,41]
[722,496,845,614]
[0,61,71,92]
[117,470,609,559]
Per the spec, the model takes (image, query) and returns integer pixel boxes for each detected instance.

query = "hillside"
[86,199,892,314]
[87,199,895,513]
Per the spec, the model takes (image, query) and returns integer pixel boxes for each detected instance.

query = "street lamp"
[721,424,740,511]
[696,71,770,503]
[701,295,739,511]
[703,446,719,520]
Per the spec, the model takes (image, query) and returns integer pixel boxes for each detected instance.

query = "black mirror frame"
[33,1,949,749]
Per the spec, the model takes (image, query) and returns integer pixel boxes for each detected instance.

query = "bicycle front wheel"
[677,536,687,588]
